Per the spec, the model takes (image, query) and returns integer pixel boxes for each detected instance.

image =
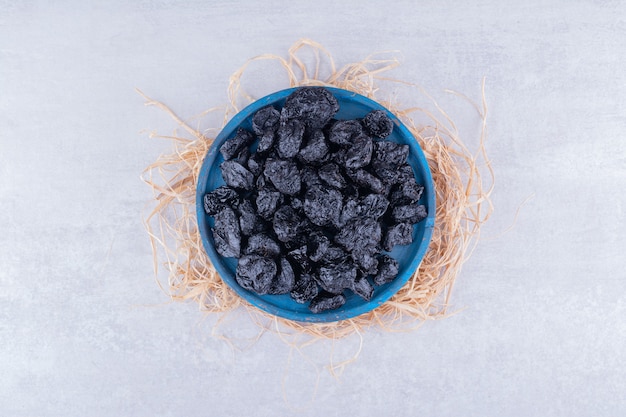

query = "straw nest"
[140,39,493,346]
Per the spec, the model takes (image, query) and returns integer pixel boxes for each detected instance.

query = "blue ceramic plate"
[196,87,435,323]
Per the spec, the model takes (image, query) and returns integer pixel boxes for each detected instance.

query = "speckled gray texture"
[1,1,625,416]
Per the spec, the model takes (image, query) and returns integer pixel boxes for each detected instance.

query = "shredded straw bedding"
[140,39,493,345]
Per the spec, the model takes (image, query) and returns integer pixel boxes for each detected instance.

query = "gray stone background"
[1,1,625,416]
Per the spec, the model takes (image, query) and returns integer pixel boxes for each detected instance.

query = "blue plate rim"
[196,87,435,323]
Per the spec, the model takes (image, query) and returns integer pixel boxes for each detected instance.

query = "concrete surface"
[1,1,625,416]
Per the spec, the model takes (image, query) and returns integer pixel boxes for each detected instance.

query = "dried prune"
[372,141,409,169]
[392,204,428,224]
[350,169,386,195]
[363,110,394,138]
[383,222,413,252]
[300,166,323,189]
[318,163,347,189]
[329,119,363,145]
[263,158,301,195]
[303,185,343,227]
[238,200,265,236]
[374,255,399,285]
[335,217,382,253]
[220,160,254,190]
[317,262,357,294]
[351,276,374,301]
[390,181,424,206]
[291,273,318,303]
[252,106,280,136]
[269,257,296,295]
[203,186,238,215]
[307,232,330,263]
[220,128,254,160]
[256,189,282,220]
[287,245,312,274]
[236,255,276,295]
[281,87,339,129]
[351,247,379,275]
[273,205,302,242]
[212,207,241,258]
[358,194,389,219]
[244,233,281,257]
[276,118,305,159]
[309,292,346,313]
[247,152,264,177]
[344,134,373,169]
[298,129,329,165]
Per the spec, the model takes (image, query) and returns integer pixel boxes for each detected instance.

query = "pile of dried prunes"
[204,87,427,314]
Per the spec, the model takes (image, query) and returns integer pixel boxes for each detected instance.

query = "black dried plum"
[363,110,394,138]
[238,200,265,236]
[287,245,312,274]
[244,233,281,257]
[269,257,296,295]
[263,158,301,195]
[383,222,413,252]
[317,262,357,294]
[300,166,323,189]
[319,245,347,265]
[309,292,346,313]
[358,194,389,219]
[372,141,409,169]
[276,118,305,159]
[335,217,382,253]
[235,255,276,295]
[318,163,347,189]
[291,273,318,303]
[374,255,399,285]
[350,169,386,195]
[329,119,363,145]
[351,247,379,275]
[273,205,302,242]
[220,160,254,190]
[298,129,329,165]
[256,131,276,153]
[212,207,241,258]
[256,189,282,220]
[203,186,238,215]
[345,134,373,169]
[392,204,428,224]
[351,276,374,301]
[220,128,254,160]
[252,106,280,136]
[390,181,424,206]
[303,185,343,227]
[281,87,339,129]
[307,232,330,263]
[246,152,264,177]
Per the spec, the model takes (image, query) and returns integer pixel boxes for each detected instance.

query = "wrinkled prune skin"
[329,119,363,145]
[220,128,254,160]
[273,205,303,243]
[204,186,238,215]
[383,222,413,252]
[238,200,265,236]
[345,134,373,169]
[391,204,428,224]
[263,158,301,195]
[303,185,343,227]
[309,292,346,313]
[220,160,254,190]
[276,118,305,159]
[205,87,431,312]
[236,255,276,295]
[291,273,318,303]
[318,163,347,189]
[363,110,394,138]
[252,106,280,136]
[244,233,281,257]
[269,257,296,295]
[281,87,339,129]
[374,255,399,285]
[317,262,357,294]
[298,129,329,165]
[212,207,241,258]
